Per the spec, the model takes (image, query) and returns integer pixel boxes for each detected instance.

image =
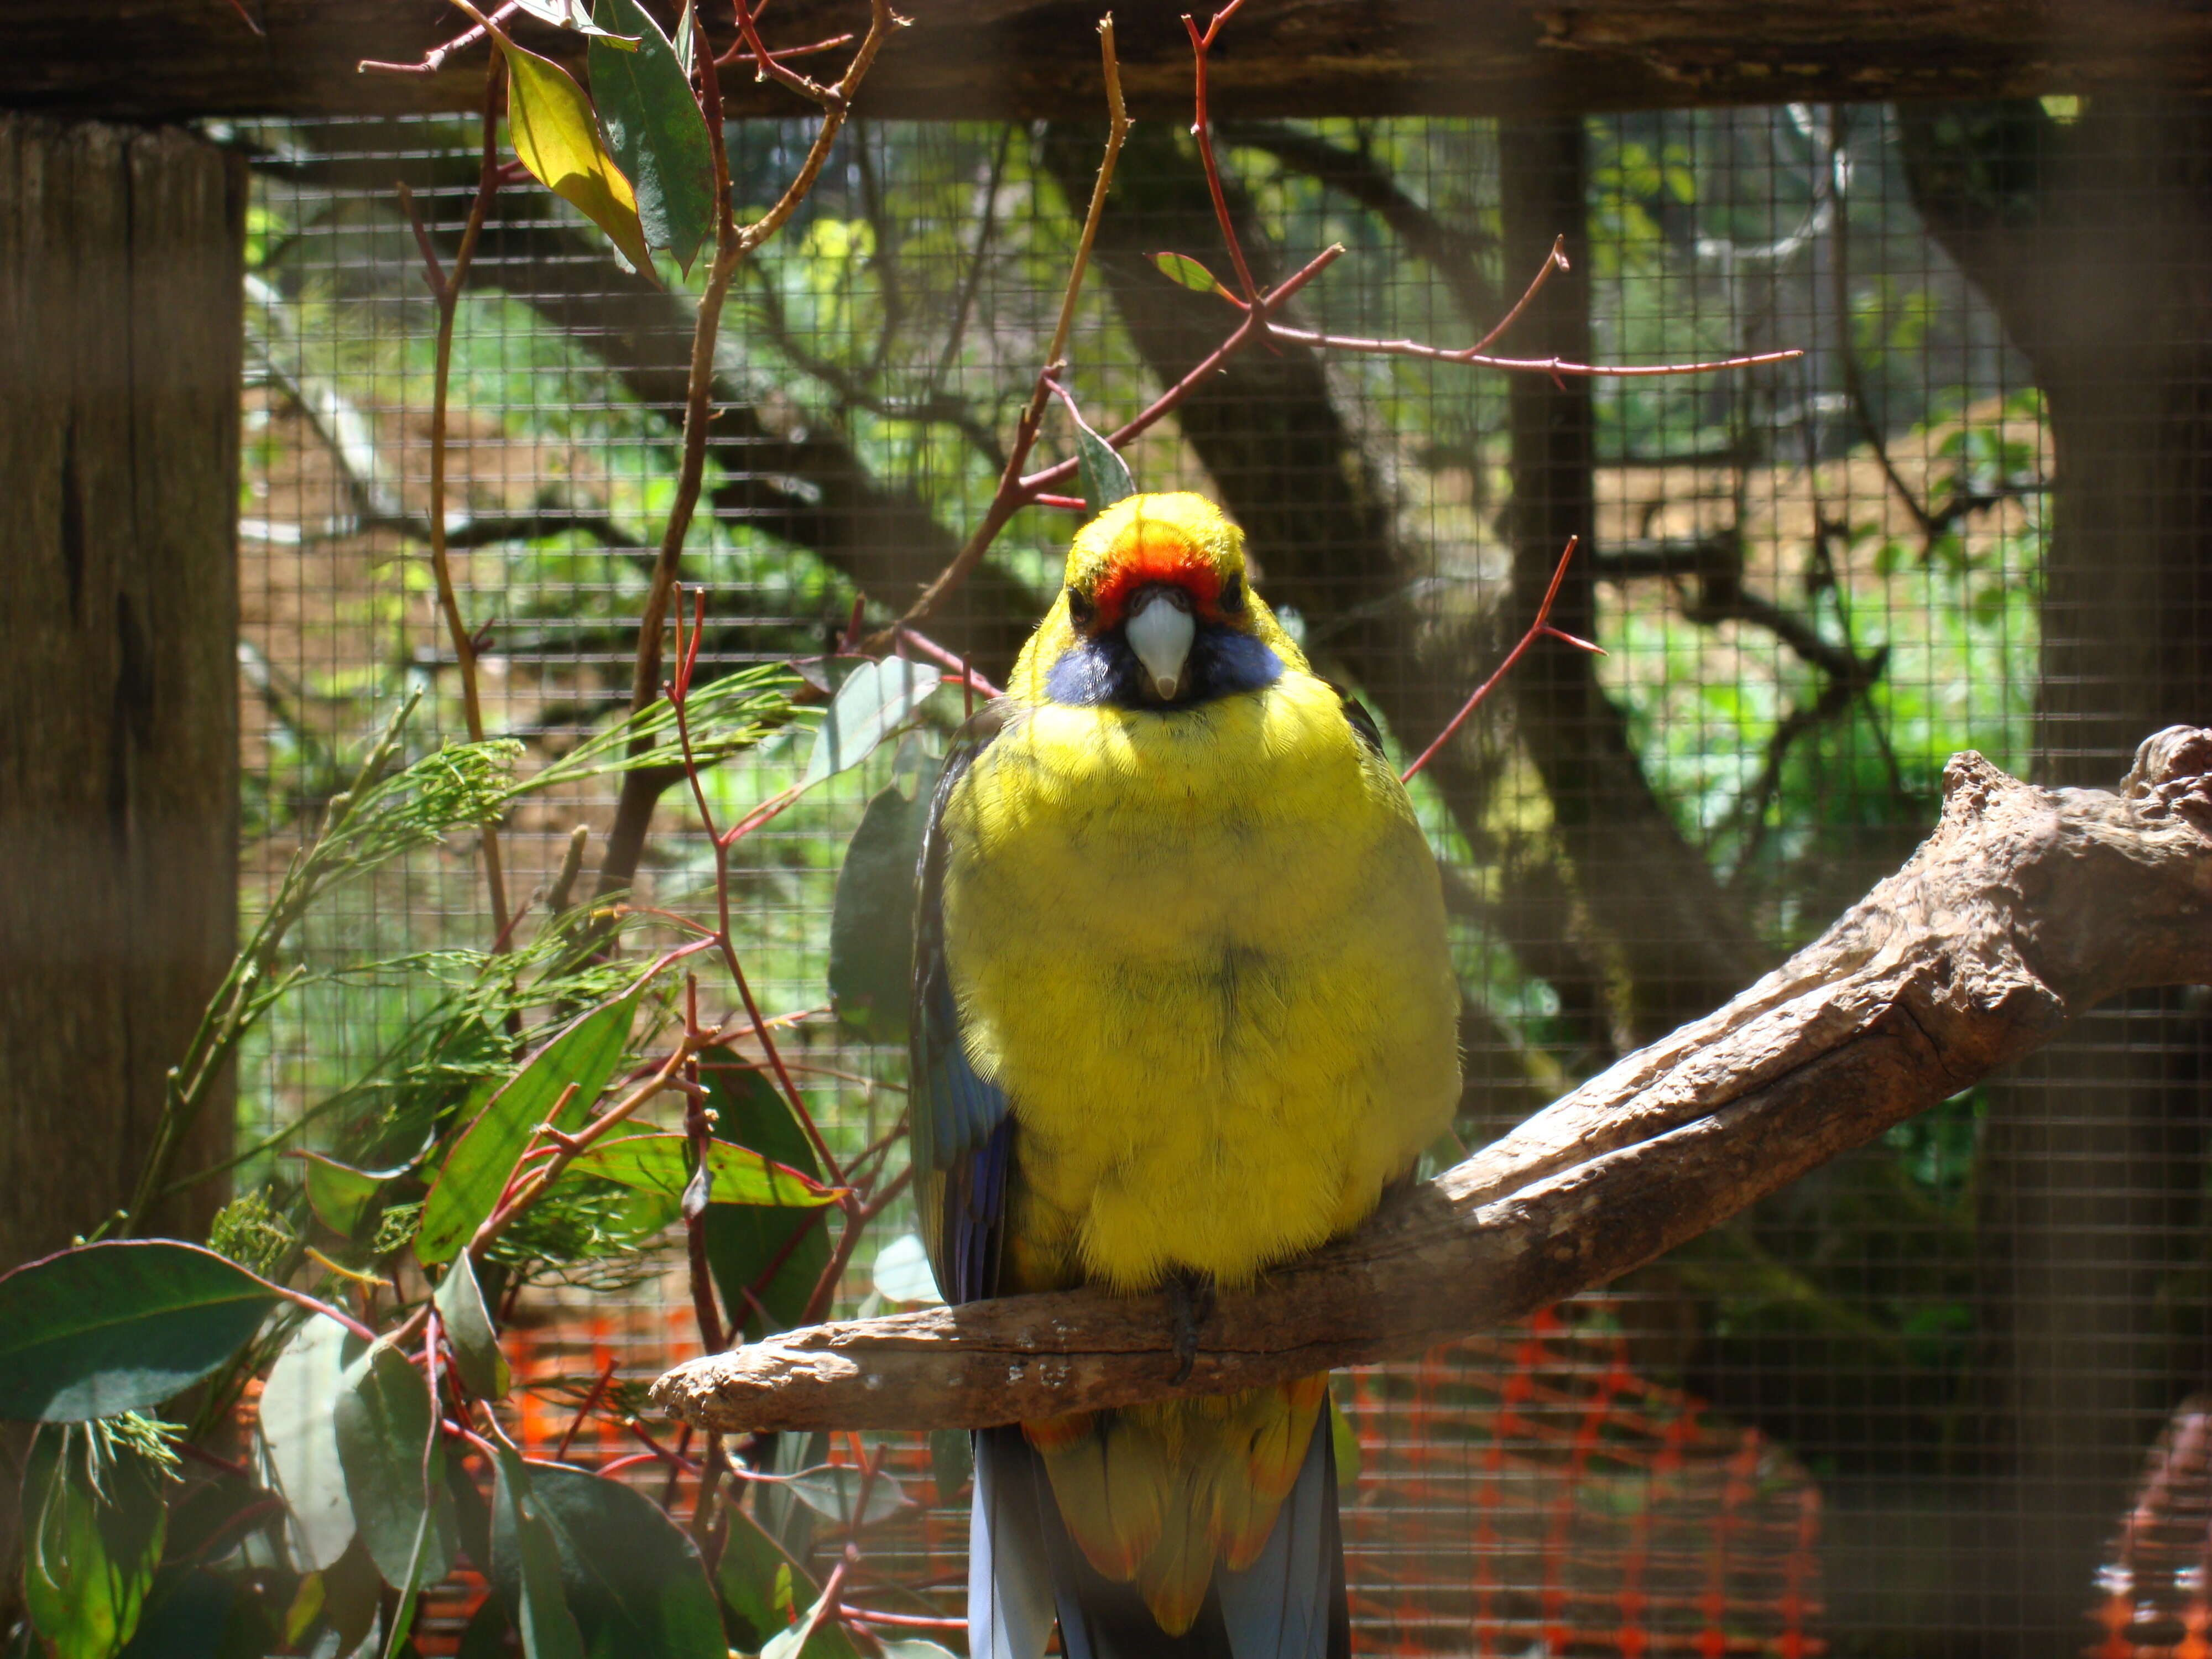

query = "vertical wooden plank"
[0,116,243,1271]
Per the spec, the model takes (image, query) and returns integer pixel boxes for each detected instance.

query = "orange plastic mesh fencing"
[2093,1397,2212,1659]
[440,1302,1824,1657]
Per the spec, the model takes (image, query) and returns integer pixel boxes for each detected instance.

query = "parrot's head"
[1023,492,1306,710]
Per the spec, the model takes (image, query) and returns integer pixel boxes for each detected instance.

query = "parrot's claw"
[1166,1271,1216,1385]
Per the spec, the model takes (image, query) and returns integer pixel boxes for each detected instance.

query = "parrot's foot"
[1166,1270,1216,1385]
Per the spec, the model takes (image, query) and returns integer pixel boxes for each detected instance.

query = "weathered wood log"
[654,729,2212,1433]
[16,1,2212,124]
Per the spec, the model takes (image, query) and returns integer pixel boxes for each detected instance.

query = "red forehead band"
[1088,523,1224,626]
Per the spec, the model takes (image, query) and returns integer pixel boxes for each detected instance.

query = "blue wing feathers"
[1216,1413,1349,1659]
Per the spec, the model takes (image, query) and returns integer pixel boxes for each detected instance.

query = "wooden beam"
[651,729,2212,1432]
[14,1,2212,124]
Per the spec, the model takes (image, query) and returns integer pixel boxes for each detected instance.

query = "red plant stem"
[847,1610,970,1631]
[714,29,855,67]
[1400,535,1598,784]
[267,1281,377,1344]
[794,1557,851,1648]
[1182,0,1259,304]
[1474,233,1569,354]
[554,1360,618,1462]
[682,977,728,1355]
[895,628,1001,698]
[1013,244,1344,498]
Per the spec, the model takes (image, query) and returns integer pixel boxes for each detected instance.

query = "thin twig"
[1401,536,1602,784]
[1182,1,1260,304]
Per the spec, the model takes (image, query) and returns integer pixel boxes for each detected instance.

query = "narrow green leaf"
[589,0,716,272]
[827,757,940,1040]
[332,1340,455,1592]
[490,1447,587,1659]
[24,1424,169,1657]
[258,1314,358,1571]
[434,1255,512,1400]
[0,1241,278,1422]
[877,1642,961,1659]
[498,39,658,279]
[1330,1395,1360,1495]
[776,1462,911,1529]
[712,1503,837,1653]
[1147,249,1228,294]
[1065,394,1136,515]
[928,1428,971,1507]
[802,658,943,786]
[491,1457,722,1657]
[297,1153,403,1239]
[417,992,640,1266]
[547,1133,837,1207]
[456,1594,517,1659]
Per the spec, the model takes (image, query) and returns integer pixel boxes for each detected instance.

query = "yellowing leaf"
[499,40,658,281]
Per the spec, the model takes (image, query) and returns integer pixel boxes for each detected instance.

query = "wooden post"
[0,117,244,1270]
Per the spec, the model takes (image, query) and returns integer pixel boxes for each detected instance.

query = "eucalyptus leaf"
[23,1423,169,1658]
[512,0,639,41]
[776,1462,911,1529]
[928,1428,971,1506]
[498,39,657,278]
[489,1447,586,1659]
[870,1233,942,1306]
[711,1501,855,1656]
[827,757,940,1040]
[0,1241,279,1422]
[802,658,943,786]
[332,1340,455,1592]
[434,1254,511,1400]
[589,0,715,272]
[1147,249,1230,296]
[1063,394,1135,514]
[297,1153,403,1239]
[258,1314,358,1572]
[418,991,640,1265]
[549,1132,836,1208]
[699,1052,832,1340]
[491,1455,722,1657]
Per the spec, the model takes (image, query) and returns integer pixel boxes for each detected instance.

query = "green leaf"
[1329,1395,1361,1496]
[876,1643,961,1659]
[114,1568,270,1659]
[698,1055,830,1340]
[332,1340,455,1593]
[827,757,940,1041]
[802,658,943,786]
[258,1314,358,1571]
[0,1241,279,1422]
[434,1254,512,1400]
[711,1503,845,1655]
[498,39,658,279]
[870,1233,942,1306]
[491,1456,722,1658]
[776,1462,911,1528]
[513,0,639,41]
[550,1133,837,1207]
[489,1447,587,1659]
[589,0,715,273]
[457,1594,518,1659]
[297,1153,403,1239]
[1147,249,1227,295]
[418,992,640,1266]
[927,1428,971,1506]
[1063,394,1135,515]
[23,1424,170,1657]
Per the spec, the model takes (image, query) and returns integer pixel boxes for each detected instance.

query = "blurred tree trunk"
[0,112,243,1614]
[1901,96,2212,1656]
[1495,114,1771,1044]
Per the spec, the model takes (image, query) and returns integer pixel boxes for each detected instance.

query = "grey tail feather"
[968,1417,1348,1659]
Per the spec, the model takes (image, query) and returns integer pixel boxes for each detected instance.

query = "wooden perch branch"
[653,729,2212,1433]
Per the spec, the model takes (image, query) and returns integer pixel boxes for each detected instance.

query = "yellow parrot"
[910,493,1461,1658]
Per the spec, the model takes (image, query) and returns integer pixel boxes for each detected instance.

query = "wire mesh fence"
[224,97,2210,1656]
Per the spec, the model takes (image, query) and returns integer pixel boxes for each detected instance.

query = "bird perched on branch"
[911,492,1460,1658]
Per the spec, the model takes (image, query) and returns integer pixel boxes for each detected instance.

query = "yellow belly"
[941,669,1461,1292]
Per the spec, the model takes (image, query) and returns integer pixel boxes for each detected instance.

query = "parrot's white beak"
[1125,587,1196,701]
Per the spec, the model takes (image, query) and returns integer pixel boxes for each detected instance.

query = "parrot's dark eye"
[1066,586,1096,627]
[1219,573,1245,612]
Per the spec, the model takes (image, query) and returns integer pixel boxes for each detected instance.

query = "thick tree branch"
[654,728,2212,1433]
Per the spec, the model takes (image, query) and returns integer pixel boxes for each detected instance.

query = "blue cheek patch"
[1046,629,1283,709]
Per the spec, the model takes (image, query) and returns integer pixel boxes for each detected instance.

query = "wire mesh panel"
[223,96,2212,1658]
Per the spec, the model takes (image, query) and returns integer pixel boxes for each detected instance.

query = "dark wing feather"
[910,702,1015,1306]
